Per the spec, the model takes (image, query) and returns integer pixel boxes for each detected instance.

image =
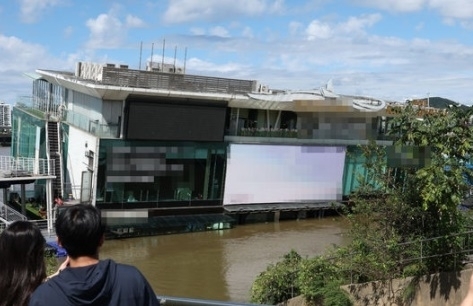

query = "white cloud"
[0,35,49,71]
[289,21,303,35]
[85,12,144,49]
[242,26,254,38]
[19,0,62,23]
[190,27,206,36]
[163,0,282,23]
[86,14,123,49]
[355,0,473,20]
[306,20,333,40]
[187,58,249,74]
[209,26,230,38]
[354,0,426,12]
[63,26,74,38]
[126,15,146,28]
[429,0,473,19]
[338,14,382,34]
[0,34,70,103]
[305,14,380,41]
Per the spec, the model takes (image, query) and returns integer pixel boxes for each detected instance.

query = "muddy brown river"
[100,217,350,303]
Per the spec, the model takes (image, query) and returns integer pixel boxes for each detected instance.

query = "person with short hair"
[29,204,159,306]
[0,221,47,306]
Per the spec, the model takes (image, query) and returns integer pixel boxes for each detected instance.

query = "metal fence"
[157,296,268,306]
[100,66,257,95]
[0,155,55,177]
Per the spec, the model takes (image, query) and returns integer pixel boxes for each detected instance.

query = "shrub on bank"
[250,250,302,305]
[298,256,352,306]
[250,250,352,305]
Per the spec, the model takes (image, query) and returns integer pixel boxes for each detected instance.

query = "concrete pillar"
[238,213,248,225]
[297,211,307,220]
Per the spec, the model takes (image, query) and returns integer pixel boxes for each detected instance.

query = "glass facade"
[96,140,226,207]
[11,108,46,159]
[11,107,49,201]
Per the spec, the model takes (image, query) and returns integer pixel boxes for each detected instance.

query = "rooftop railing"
[100,66,257,95]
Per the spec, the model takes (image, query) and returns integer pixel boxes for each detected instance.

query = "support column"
[46,179,53,234]
[2,188,7,205]
[275,110,281,129]
[274,211,280,222]
[203,150,211,199]
[20,184,26,216]
[235,108,240,136]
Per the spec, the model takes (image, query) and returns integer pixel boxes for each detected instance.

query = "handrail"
[157,296,268,306]
[0,201,26,222]
[0,155,54,177]
[0,216,10,232]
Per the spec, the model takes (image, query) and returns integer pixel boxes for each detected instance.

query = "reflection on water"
[100,217,350,302]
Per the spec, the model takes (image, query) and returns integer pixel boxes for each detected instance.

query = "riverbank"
[282,266,473,306]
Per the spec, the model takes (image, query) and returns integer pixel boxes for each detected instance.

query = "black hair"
[0,221,46,306]
[55,204,105,257]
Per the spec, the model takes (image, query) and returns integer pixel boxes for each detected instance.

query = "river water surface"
[0,147,350,302]
[100,217,350,303]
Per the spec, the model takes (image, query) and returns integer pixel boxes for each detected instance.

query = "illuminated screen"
[223,144,346,205]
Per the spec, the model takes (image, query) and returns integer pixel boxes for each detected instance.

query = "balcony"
[15,96,119,139]
[237,128,298,138]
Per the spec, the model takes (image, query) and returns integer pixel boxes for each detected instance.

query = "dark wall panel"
[125,98,227,141]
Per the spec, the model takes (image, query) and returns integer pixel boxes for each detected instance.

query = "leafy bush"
[251,250,352,306]
[298,256,352,306]
[250,250,302,304]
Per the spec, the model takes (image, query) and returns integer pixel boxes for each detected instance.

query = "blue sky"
[1,0,473,104]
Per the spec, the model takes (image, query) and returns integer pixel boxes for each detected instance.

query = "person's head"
[56,204,105,258]
[0,221,46,306]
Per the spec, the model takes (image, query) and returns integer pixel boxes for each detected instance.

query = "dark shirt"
[29,259,159,306]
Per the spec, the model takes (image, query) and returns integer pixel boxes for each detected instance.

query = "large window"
[96,140,226,207]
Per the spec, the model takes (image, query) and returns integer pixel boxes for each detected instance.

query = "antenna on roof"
[161,39,165,71]
[139,41,143,70]
[183,47,187,74]
[173,45,177,72]
[150,42,154,70]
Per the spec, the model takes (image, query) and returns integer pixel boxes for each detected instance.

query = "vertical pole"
[139,41,143,70]
[161,39,166,70]
[20,184,26,216]
[183,47,187,74]
[2,188,7,206]
[46,179,53,234]
[150,43,154,70]
[173,46,177,72]
[235,108,240,136]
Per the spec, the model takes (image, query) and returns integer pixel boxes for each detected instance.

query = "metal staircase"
[47,121,63,197]
[0,201,27,230]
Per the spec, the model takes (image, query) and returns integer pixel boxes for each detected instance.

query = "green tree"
[348,104,473,278]
[250,105,473,305]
